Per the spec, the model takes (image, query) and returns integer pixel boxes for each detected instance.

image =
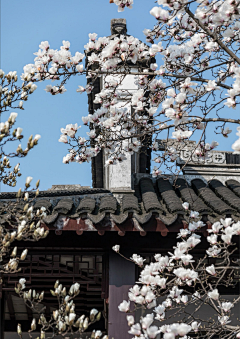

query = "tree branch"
[185,7,240,65]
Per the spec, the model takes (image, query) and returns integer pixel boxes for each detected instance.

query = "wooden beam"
[0,291,5,339]
[6,293,15,321]
[108,251,135,339]
[25,300,33,322]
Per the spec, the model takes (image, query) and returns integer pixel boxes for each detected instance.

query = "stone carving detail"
[179,149,226,165]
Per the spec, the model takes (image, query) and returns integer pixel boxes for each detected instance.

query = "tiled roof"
[2,178,240,236]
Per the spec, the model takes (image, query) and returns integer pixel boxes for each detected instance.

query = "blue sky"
[0,0,237,192]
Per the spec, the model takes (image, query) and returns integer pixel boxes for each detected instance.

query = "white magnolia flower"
[220,218,232,227]
[147,326,161,338]
[205,80,220,91]
[76,85,85,93]
[25,176,33,186]
[112,245,120,253]
[190,211,199,218]
[206,245,221,258]
[182,202,189,210]
[118,300,130,312]
[9,112,18,123]
[131,254,145,267]
[141,313,154,330]
[19,278,26,289]
[16,127,23,138]
[177,323,192,336]
[172,130,192,141]
[127,315,134,326]
[128,323,141,336]
[221,233,232,244]
[220,302,233,313]
[218,316,231,325]
[206,264,216,275]
[207,222,223,234]
[59,134,68,143]
[222,127,232,137]
[208,289,219,300]
[191,321,201,332]
[207,234,218,245]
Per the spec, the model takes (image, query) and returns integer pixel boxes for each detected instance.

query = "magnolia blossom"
[131,254,145,266]
[118,300,130,312]
[207,234,218,245]
[112,245,120,252]
[206,264,216,276]
[206,245,221,257]
[191,321,201,332]
[205,80,220,91]
[220,302,233,313]
[127,315,134,326]
[208,289,219,300]
[218,316,231,325]
[25,176,33,186]
[182,202,189,210]
[19,278,26,289]
[128,323,141,336]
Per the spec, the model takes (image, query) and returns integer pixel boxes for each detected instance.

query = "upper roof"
[2,177,240,236]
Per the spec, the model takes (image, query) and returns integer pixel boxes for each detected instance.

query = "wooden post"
[0,291,5,339]
[108,251,135,339]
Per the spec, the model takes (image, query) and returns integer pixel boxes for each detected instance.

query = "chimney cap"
[111,18,127,35]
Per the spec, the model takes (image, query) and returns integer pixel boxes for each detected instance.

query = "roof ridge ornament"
[110,18,127,35]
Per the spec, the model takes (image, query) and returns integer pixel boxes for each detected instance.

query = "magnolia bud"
[31,318,36,331]
[11,247,17,257]
[27,289,32,299]
[39,291,44,301]
[20,249,28,260]
[17,324,22,335]
[61,287,66,296]
[69,313,76,325]
[16,188,22,198]
[83,318,89,330]
[96,312,101,321]
[90,308,98,322]
[36,179,40,188]
[43,230,49,238]
[25,176,33,188]
[53,310,59,320]
[40,314,46,323]
[10,231,16,242]
[24,192,29,201]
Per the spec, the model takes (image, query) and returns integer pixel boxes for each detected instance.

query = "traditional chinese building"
[0,19,240,339]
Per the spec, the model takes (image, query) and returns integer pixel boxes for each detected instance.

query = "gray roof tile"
[53,199,73,215]
[157,178,184,214]
[209,179,240,212]
[192,179,235,215]
[140,178,163,213]
[175,179,211,214]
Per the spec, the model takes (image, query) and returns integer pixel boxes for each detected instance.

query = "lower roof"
[1,177,240,236]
